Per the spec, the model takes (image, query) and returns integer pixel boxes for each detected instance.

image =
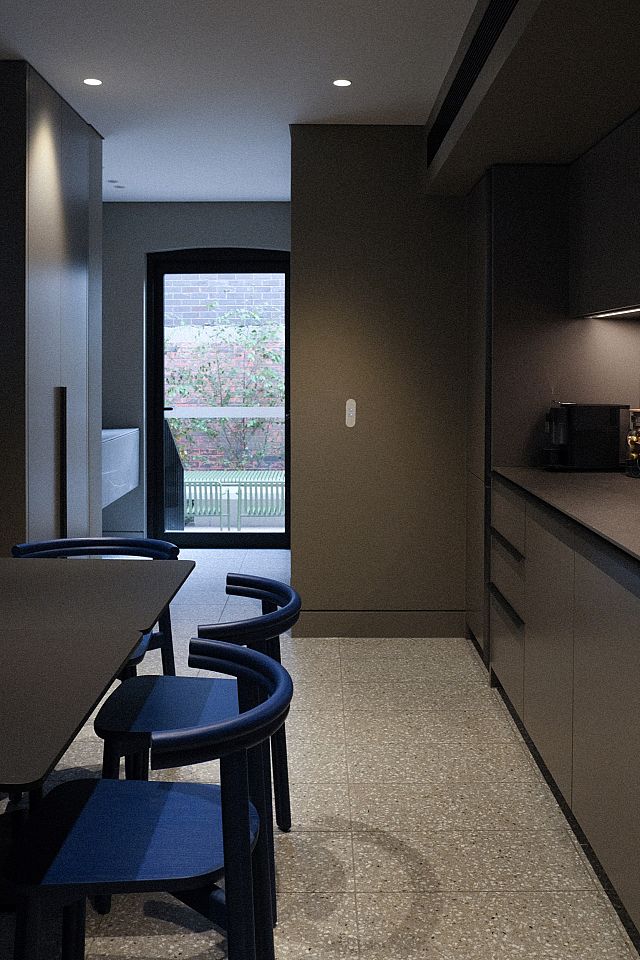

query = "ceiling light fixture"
[333,78,352,87]
[83,78,102,86]
[588,305,640,319]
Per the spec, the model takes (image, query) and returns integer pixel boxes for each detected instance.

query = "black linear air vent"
[427,0,520,164]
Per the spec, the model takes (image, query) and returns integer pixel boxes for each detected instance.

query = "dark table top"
[0,557,194,790]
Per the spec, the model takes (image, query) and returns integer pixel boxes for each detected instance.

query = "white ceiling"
[0,0,476,201]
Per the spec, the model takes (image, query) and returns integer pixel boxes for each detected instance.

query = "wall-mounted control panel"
[346,398,356,428]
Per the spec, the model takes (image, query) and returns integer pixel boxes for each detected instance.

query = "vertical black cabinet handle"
[57,386,68,538]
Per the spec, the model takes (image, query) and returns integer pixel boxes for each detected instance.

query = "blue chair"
[11,537,180,678]
[2,639,294,960]
[94,573,300,832]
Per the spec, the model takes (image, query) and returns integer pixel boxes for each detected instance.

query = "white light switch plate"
[346,398,356,427]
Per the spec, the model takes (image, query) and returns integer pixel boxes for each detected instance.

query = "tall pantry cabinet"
[0,61,102,554]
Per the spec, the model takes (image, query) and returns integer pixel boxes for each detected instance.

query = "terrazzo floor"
[1,548,638,959]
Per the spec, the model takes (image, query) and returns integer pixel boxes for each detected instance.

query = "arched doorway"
[146,247,289,547]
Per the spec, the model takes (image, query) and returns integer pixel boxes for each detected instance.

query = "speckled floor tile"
[52,738,103,779]
[346,733,537,783]
[286,709,340,745]
[152,759,221,785]
[287,734,348,783]
[342,680,504,716]
[352,827,594,892]
[287,782,351,832]
[340,648,485,685]
[238,549,290,581]
[274,892,359,959]
[275,833,355,891]
[287,680,343,717]
[349,779,566,834]
[279,653,342,684]
[355,890,637,959]
[281,637,341,660]
[85,892,225,958]
[339,637,477,659]
[343,704,520,744]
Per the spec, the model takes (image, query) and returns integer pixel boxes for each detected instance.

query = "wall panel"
[290,125,466,634]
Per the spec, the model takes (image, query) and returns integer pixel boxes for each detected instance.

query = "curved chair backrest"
[12,536,179,561]
[197,574,301,645]
[152,639,294,768]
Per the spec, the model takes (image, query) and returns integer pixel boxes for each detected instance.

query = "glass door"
[147,249,289,547]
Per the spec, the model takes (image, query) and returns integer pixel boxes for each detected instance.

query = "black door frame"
[146,247,290,548]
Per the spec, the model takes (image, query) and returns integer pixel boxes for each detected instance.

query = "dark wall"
[571,108,640,317]
[0,62,28,550]
[465,176,491,652]
[0,62,102,553]
[290,125,467,637]
[490,165,640,469]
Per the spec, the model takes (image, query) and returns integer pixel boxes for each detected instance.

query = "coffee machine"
[543,403,629,470]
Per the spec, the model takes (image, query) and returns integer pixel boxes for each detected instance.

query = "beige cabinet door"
[524,502,574,803]
[573,535,640,930]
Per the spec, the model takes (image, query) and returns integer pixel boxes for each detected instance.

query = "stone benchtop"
[494,467,640,563]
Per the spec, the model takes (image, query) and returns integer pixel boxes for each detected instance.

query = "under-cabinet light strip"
[588,305,640,318]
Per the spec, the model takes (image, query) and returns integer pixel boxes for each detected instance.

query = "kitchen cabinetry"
[523,502,574,802]
[489,477,526,712]
[489,471,640,929]
[571,110,640,317]
[489,587,524,715]
[573,532,640,928]
[0,62,102,552]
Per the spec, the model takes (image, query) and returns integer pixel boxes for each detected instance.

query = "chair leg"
[261,741,277,924]
[92,894,112,916]
[220,751,256,960]
[118,661,137,682]
[101,743,120,779]
[264,632,292,833]
[158,611,176,676]
[27,786,43,809]
[13,897,43,960]
[271,724,291,832]
[124,749,149,781]
[62,899,86,960]
[248,744,276,959]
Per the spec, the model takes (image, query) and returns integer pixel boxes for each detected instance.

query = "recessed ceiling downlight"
[333,78,352,87]
[83,78,102,86]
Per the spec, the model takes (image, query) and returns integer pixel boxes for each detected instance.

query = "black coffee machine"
[543,403,629,470]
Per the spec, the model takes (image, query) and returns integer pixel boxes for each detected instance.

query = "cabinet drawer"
[492,480,525,555]
[491,532,525,620]
[490,587,524,716]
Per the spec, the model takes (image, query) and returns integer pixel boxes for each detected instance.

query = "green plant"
[165,309,284,469]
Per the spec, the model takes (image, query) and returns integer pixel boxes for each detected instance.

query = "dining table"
[0,556,194,793]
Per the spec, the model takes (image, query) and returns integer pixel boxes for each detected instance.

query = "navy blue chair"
[95,573,300,832]
[2,639,293,960]
[11,537,180,678]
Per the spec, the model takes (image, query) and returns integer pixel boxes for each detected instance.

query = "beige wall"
[290,125,467,636]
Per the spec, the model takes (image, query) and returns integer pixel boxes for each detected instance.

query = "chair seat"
[4,778,258,893]
[95,676,239,752]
